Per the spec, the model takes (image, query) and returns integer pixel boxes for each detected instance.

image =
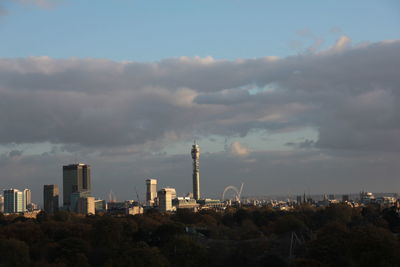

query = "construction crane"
[134,186,141,204]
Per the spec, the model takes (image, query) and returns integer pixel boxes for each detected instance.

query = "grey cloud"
[8,149,23,157]
[0,39,399,153]
[286,139,315,149]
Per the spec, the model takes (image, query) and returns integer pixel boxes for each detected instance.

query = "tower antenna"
[191,142,200,200]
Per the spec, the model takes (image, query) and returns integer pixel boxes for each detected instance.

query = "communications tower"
[191,141,200,200]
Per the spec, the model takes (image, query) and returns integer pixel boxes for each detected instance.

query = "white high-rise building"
[191,142,200,200]
[23,189,31,211]
[158,188,176,212]
[4,189,24,213]
[146,179,157,206]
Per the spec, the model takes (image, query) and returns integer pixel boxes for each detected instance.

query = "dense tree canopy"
[0,204,399,266]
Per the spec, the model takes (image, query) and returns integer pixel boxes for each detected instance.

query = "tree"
[0,238,30,266]
[161,235,207,267]
[350,225,400,266]
[306,222,352,266]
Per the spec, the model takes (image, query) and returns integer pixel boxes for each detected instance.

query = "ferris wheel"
[222,183,244,201]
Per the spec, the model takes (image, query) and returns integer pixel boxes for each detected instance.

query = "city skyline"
[0,1,399,203]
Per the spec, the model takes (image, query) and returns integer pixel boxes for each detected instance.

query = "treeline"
[0,204,400,266]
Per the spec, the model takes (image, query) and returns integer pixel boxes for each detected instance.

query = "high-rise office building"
[191,142,200,200]
[70,191,91,212]
[77,196,95,215]
[63,163,91,207]
[43,185,59,214]
[4,189,24,213]
[0,195,4,213]
[23,189,31,210]
[146,179,157,206]
[158,188,176,212]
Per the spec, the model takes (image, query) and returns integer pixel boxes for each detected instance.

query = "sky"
[0,0,399,204]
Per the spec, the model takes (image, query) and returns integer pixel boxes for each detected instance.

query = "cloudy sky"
[0,1,399,204]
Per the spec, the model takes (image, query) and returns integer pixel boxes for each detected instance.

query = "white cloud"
[230,141,250,156]
[332,35,351,51]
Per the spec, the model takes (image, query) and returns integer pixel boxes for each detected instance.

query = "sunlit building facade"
[158,188,176,212]
[4,189,24,213]
[146,178,157,206]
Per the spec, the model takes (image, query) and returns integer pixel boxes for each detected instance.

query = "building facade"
[77,196,95,215]
[158,188,176,212]
[4,189,25,213]
[63,163,91,208]
[0,195,4,213]
[23,189,32,210]
[94,199,107,213]
[173,197,199,211]
[43,184,59,214]
[146,178,157,206]
[191,142,200,200]
[70,191,91,212]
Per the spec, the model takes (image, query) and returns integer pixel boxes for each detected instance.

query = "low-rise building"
[197,199,225,209]
[126,206,143,215]
[173,197,199,211]
[94,199,107,213]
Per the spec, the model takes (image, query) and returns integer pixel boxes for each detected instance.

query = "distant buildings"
[27,203,39,211]
[158,187,176,212]
[0,195,4,213]
[173,197,199,211]
[197,199,225,209]
[360,191,375,204]
[23,189,32,209]
[43,185,59,214]
[107,200,142,215]
[191,142,200,200]
[94,199,107,213]
[146,179,157,206]
[70,191,91,212]
[63,163,91,209]
[2,188,39,214]
[126,205,144,215]
[4,189,24,213]
[77,196,95,215]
